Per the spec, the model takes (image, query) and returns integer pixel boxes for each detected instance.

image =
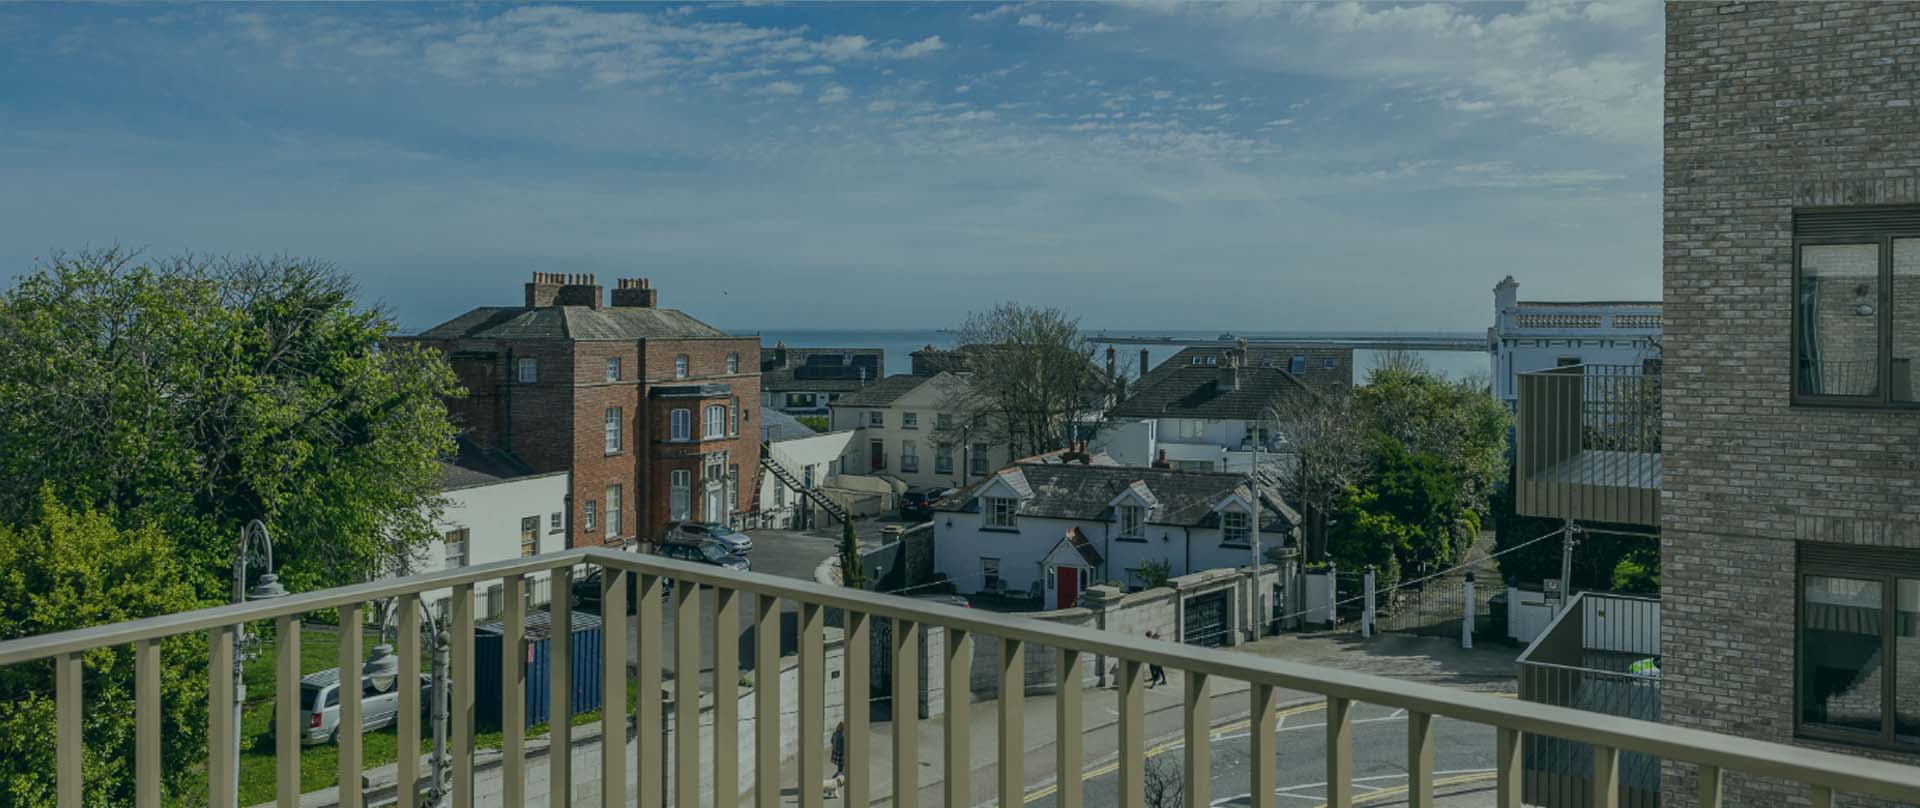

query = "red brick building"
[404,273,761,547]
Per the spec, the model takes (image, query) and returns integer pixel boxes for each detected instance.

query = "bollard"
[1362,567,1376,638]
[1326,562,1339,630]
[1462,572,1476,649]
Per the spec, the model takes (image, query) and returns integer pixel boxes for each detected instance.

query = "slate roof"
[761,348,885,393]
[1108,363,1316,421]
[830,373,937,408]
[760,410,819,443]
[413,306,731,341]
[937,461,1297,532]
[1134,346,1350,393]
[439,437,545,490]
[1063,526,1103,565]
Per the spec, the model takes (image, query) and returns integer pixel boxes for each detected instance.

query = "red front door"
[1056,566,1079,609]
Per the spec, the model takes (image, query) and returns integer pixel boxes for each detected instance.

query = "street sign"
[1544,578,1563,606]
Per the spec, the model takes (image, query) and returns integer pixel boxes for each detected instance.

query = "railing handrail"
[5,546,1920,802]
[1516,362,1660,378]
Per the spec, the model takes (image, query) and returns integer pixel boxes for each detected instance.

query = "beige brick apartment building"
[1664,3,1920,804]
[404,274,761,547]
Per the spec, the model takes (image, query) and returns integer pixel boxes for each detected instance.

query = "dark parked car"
[658,539,750,572]
[898,487,954,522]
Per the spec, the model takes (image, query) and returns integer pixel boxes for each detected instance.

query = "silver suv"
[274,667,433,746]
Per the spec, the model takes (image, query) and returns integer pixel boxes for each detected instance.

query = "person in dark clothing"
[831,721,847,778]
[1145,631,1170,687]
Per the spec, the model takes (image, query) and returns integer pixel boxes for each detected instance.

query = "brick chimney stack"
[611,277,659,308]
[525,271,565,308]
[550,273,602,308]
[1219,340,1245,392]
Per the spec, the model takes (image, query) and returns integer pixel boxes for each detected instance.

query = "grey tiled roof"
[829,373,935,408]
[414,306,731,341]
[938,461,1297,532]
[1135,346,1349,392]
[1108,364,1315,421]
[760,410,819,442]
[439,437,542,490]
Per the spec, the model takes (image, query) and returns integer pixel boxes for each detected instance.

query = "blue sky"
[0,1,1663,333]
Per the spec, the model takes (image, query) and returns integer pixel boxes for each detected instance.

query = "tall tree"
[0,493,208,808]
[1265,386,1369,562]
[1353,366,1510,519]
[839,519,866,589]
[0,249,461,597]
[950,302,1104,458]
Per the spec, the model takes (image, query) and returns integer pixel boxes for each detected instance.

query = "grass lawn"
[229,624,637,806]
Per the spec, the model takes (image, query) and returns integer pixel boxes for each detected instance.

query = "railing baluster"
[1325,696,1353,808]
[1183,671,1210,808]
[945,626,972,808]
[998,637,1026,807]
[754,594,780,808]
[844,610,870,808]
[1117,659,1144,807]
[891,619,920,808]
[1407,711,1434,808]
[1056,648,1083,808]
[502,575,527,808]
[1495,726,1521,808]
[209,626,236,808]
[395,599,419,808]
[636,573,664,808]
[675,579,701,808]
[713,587,741,808]
[137,638,162,808]
[600,568,629,808]
[1812,785,1835,808]
[340,602,364,808]
[276,616,303,808]
[57,650,82,808]
[450,585,474,808]
[1249,683,1278,808]
[549,567,573,808]
[1593,743,1619,807]
[1698,764,1722,808]
[798,601,826,808]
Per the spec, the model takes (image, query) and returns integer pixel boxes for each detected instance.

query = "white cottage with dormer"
[930,457,1298,608]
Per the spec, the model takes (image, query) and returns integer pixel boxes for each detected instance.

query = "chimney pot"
[611,277,659,308]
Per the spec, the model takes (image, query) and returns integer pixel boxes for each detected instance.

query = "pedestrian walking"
[1145,631,1169,687]
[831,720,847,778]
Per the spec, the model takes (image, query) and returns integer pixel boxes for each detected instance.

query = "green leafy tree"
[950,302,1105,457]
[1136,558,1174,590]
[1325,486,1410,587]
[0,249,461,596]
[1354,366,1510,519]
[839,519,866,589]
[795,415,830,433]
[0,493,208,808]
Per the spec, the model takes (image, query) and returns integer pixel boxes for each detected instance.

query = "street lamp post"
[232,520,289,803]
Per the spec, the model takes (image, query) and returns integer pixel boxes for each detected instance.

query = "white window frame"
[935,443,953,475]
[1177,419,1205,440]
[1119,504,1145,539]
[901,440,919,473]
[444,528,470,568]
[981,557,1003,591]
[984,497,1018,529]
[971,443,990,476]
[517,358,537,384]
[606,356,621,382]
[583,501,597,532]
[1221,509,1251,546]
[549,512,563,532]
[727,465,739,513]
[520,516,539,557]
[726,352,740,374]
[671,470,692,521]
[606,485,622,537]
[902,412,918,430]
[704,404,726,440]
[867,410,884,428]
[675,355,689,379]
[729,396,740,435]
[937,413,952,431]
[604,406,623,453]
[671,408,691,441]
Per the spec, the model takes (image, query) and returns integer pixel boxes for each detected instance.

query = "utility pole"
[1246,421,1263,643]
[1559,519,1578,616]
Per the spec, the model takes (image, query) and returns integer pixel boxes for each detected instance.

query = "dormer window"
[985,496,1018,529]
[1118,504,1144,538]
[1221,510,1251,545]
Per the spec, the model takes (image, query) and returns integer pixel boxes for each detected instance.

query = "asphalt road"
[1028,700,1497,808]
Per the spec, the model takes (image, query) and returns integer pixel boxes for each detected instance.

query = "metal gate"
[1183,591,1231,648]
[868,616,930,721]
[1374,562,1500,639]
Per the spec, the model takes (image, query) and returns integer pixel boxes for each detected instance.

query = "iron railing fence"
[2,547,1917,808]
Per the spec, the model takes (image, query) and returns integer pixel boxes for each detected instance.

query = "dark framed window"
[1793,208,1920,406]
[1796,542,1920,751]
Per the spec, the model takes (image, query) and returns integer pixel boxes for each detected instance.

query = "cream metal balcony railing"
[5,546,1920,808]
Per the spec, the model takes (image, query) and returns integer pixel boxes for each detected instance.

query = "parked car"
[271,668,433,746]
[570,565,669,613]
[659,539,751,572]
[898,487,954,522]
[671,521,752,555]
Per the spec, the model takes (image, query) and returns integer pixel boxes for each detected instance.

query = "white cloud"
[816,34,870,61]
[1259,118,1293,128]
[1016,14,1124,35]
[795,64,834,76]
[819,84,850,104]
[756,80,803,96]
[1196,102,1227,112]
[866,99,896,113]
[970,4,1025,22]
[884,36,946,59]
